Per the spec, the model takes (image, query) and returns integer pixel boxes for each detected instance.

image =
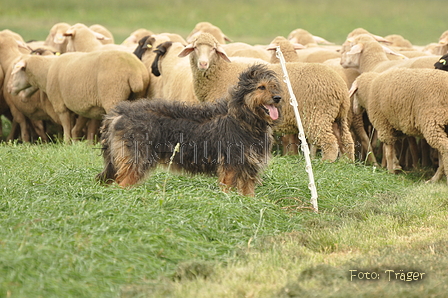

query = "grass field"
[1,0,448,297]
[0,142,447,297]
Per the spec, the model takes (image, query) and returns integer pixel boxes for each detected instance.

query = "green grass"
[1,141,447,297]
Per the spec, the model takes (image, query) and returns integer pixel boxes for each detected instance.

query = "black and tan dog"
[96,64,282,196]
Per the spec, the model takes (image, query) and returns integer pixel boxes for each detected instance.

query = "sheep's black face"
[434,55,448,71]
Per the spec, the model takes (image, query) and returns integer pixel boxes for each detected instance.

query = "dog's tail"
[95,113,119,184]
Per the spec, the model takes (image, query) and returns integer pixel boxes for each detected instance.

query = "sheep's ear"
[348,80,358,99]
[312,35,334,45]
[53,33,66,44]
[372,34,392,44]
[266,44,277,51]
[216,45,231,63]
[381,46,408,59]
[178,44,195,57]
[347,44,363,55]
[293,43,306,50]
[224,35,233,43]
[91,31,110,41]
[63,28,75,37]
[11,60,26,76]
[288,36,299,44]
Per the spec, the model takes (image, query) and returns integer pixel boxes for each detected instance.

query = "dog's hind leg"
[237,177,256,197]
[218,168,236,194]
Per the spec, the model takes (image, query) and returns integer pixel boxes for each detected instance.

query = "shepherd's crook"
[275,46,318,212]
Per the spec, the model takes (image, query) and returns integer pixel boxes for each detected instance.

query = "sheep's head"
[434,54,448,71]
[8,59,38,100]
[178,33,231,71]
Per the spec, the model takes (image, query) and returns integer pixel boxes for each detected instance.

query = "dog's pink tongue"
[265,105,279,120]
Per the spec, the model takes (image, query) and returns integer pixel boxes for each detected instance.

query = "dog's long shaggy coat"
[96,64,282,196]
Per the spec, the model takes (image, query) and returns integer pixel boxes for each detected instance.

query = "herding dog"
[96,64,282,196]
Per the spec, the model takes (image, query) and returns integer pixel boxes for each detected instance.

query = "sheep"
[186,21,232,44]
[63,23,130,52]
[265,36,374,164]
[349,67,448,183]
[89,24,114,44]
[287,28,334,46]
[384,34,413,49]
[0,30,59,142]
[9,50,150,143]
[150,41,198,103]
[223,42,272,61]
[343,33,442,71]
[43,22,71,54]
[132,34,178,98]
[178,33,354,161]
[122,28,155,46]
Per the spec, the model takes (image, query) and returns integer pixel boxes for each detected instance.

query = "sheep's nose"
[198,61,209,70]
[272,95,281,103]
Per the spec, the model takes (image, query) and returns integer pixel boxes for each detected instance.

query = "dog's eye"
[258,85,266,90]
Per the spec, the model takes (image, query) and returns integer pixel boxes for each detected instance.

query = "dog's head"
[229,64,282,125]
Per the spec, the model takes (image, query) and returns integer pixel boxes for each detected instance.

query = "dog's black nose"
[272,96,281,103]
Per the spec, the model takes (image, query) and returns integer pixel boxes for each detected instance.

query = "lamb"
[186,21,232,44]
[178,33,354,161]
[349,67,448,183]
[9,50,150,143]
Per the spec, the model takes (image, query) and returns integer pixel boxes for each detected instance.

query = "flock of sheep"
[1,21,448,182]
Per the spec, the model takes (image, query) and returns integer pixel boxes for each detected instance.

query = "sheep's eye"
[441,59,447,65]
[258,85,266,90]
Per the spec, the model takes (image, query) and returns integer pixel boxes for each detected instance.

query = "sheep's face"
[7,60,38,98]
[340,41,362,68]
[178,33,231,72]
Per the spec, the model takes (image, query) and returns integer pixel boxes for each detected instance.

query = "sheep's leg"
[6,121,19,141]
[351,113,377,165]
[281,134,299,155]
[336,119,355,161]
[86,119,101,143]
[427,151,444,183]
[72,116,89,141]
[31,120,49,142]
[384,143,401,173]
[422,123,448,183]
[58,111,73,143]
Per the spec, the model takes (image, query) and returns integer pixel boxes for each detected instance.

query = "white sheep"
[186,21,232,44]
[287,28,334,46]
[266,36,372,163]
[178,33,354,161]
[121,28,155,46]
[223,42,271,62]
[350,67,448,183]
[9,50,150,143]
[0,30,59,142]
[63,23,130,52]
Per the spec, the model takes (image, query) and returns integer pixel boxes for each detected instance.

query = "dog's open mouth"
[262,105,279,120]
